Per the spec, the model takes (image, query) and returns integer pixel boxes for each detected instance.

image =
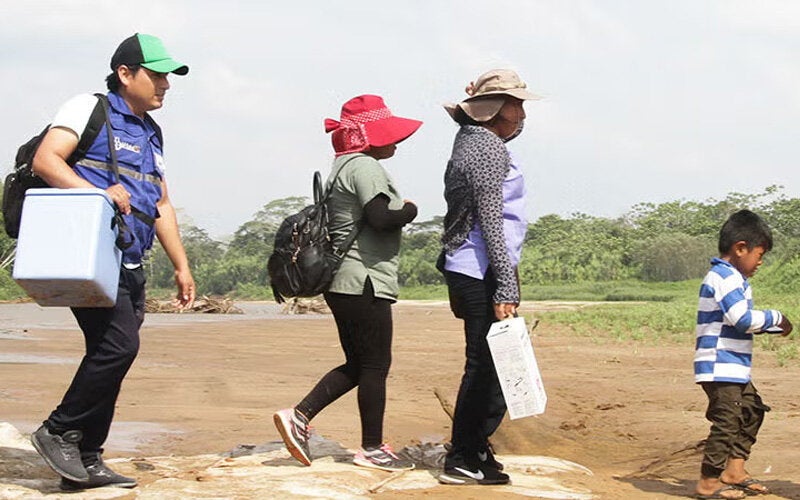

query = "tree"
[228,196,307,256]
[146,223,225,291]
[398,219,444,286]
[211,196,310,293]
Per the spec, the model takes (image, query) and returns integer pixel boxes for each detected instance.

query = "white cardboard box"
[487,316,547,419]
[13,188,121,307]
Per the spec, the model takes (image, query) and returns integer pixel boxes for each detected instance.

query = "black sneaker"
[30,425,88,482]
[478,445,504,471]
[59,454,137,491]
[438,464,510,485]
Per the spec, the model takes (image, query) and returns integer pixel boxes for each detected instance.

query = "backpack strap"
[96,94,121,185]
[323,155,365,261]
[332,218,365,260]
[321,155,358,203]
[65,94,107,166]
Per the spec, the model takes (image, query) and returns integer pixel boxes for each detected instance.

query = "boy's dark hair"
[105,65,141,92]
[718,209,773,254]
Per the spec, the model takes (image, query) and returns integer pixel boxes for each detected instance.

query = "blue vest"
[73,92,164,264]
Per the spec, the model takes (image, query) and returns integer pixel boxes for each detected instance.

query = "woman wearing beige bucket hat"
[274,95,421,472]
[437,69,539,485]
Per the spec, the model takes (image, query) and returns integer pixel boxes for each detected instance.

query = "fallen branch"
[434,386,497,453]
[433,387,455,421]
[367,469,409,493]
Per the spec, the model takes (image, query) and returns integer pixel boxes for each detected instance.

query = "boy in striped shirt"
[694,210,793,499]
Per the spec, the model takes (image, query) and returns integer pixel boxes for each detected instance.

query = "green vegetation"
[529,274,800,367]
[0,184,798,363]
[537,298,697,343]
[520,280,692,302]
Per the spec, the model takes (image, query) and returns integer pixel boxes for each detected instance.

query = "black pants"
[444,270,506,467]
[45,267,145,457]
[700,381,769,477]
[296,278,393,449]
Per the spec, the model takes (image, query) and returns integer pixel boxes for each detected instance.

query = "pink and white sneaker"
[273,408,311,466]
[353,443,414,472]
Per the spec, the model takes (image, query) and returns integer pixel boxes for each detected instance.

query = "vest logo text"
[114,137,141,154]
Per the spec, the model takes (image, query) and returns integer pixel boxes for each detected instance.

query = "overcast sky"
[3,1,800,238]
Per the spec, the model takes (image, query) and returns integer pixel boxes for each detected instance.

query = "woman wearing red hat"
[437,69,540,486]
[274,95,421,472]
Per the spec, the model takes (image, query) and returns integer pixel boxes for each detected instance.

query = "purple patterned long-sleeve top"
[441,125,527,303]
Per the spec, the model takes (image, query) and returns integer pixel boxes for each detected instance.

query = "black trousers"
[45,267,145,457]
[296,278,393,449]
[444,269,507,467]
[700,381,769,477]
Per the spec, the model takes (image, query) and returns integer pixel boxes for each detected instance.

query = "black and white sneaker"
[59,454,137,491]
[30,425,88,482]
[478,445,504,471]
[274,408,312,466]
[438,464,510,485]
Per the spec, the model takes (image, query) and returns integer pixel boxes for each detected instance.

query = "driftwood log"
[281,296,330,315]
[145,296,243,314]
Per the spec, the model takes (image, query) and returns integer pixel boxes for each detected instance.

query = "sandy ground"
[1,300,799,499]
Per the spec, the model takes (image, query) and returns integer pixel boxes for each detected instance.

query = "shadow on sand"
[618,476,800,499]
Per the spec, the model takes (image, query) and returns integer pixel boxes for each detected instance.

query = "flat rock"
[0,422,595,499]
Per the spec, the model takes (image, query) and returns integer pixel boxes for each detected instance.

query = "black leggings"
[296,279,393,449]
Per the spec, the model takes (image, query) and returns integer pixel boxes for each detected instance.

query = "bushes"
[519,214,635,283]
[116,187,800,298]
[398,229,443,286]
[632,233,715,282]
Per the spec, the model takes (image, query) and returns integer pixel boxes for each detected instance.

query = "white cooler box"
[487,316,547,419]
[13,188,122,307]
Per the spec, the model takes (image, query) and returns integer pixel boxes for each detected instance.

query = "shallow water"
[0,353,76,364]
[0,301,326,334]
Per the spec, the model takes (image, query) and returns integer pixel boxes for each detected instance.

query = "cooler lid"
[25,188,114,206]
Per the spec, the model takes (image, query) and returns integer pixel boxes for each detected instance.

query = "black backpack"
[267,160,362,303]
[2,93,108,238]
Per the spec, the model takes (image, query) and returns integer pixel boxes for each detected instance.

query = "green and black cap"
[110,33,188,75]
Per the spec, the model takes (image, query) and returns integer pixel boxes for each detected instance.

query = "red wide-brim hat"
[325,95,422,156]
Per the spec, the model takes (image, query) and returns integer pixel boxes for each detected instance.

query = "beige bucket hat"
[444,68,540,122]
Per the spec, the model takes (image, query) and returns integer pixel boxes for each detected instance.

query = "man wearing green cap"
[29,33,194,491]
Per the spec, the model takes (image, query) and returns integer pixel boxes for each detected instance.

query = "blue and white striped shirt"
[694,258,783,384]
